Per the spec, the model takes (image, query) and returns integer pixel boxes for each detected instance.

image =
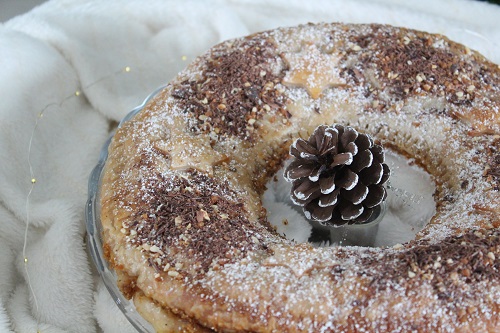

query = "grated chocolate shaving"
[341,26,494,107]
[128,171,267,274]
[484,137,500,190]
[172,38,287,141]
[357,229,500,302]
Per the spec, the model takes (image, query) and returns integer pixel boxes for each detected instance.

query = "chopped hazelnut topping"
[175,216,183,226]
[352,44,362,51]
[416,73,425,82]
[149,245,160,253]
[168,271,180,277]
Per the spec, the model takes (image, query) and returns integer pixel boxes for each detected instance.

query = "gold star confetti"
[282,43,346,99]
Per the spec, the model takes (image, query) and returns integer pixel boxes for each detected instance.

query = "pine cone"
[284,124,390,225]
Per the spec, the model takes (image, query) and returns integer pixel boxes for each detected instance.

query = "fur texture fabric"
[1,0,499,331]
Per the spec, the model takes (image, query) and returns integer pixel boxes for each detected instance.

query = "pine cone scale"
[355,207,374,223]
[323,128,339,155]
[309,126,326,149]
[291,190,321,206]
[354,134,372,151]
[336,169,359,190]
[319,175,336,194]
[340,127,358,148]
[342,183,369,205]
[340,202,364,220]
[359,163,384,185]
[308,165,326,182]
[330,153,353,167]
[318,189,340,207]
[345,142,358,155]
[318,131,333,154]
[363,185,387,208]
[350,149,373,173]
[291,139,318,159]
[371,145,385,163]
[293,179,320,201]
[315,204,335,222]
[285,160,317,180]
[380,164,391,184]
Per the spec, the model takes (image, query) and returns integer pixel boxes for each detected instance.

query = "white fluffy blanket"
[1,0,499,332]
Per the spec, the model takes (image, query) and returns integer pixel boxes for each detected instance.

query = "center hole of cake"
[263,150,436,247]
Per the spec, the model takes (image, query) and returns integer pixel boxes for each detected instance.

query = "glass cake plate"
[85,85,166,333]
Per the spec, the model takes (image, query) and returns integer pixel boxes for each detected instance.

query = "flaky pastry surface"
[100,23,500,332]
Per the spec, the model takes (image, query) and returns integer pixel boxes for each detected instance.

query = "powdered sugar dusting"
[100,22,500,332]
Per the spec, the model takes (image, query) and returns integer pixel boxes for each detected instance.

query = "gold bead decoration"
[31,178,36,184]
[181,55,187,61]
[24,257,28,263]
[75,90,81,97]
[124,66,131,72]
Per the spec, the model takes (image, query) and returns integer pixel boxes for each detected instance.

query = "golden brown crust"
[100,23,500,332]
[132,288,215,333]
